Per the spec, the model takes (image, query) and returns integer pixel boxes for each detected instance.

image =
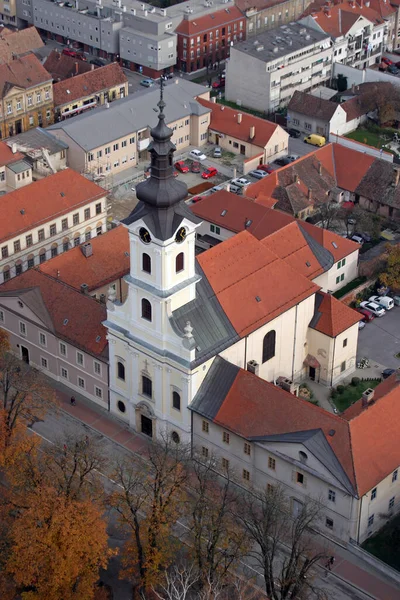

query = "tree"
[379,243,400,289]
[187,454,249,589]
[237,485,329,600]
[110,433,190,594]
[314,201,342,232]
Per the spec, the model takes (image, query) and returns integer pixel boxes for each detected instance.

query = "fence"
[328,132,394,162]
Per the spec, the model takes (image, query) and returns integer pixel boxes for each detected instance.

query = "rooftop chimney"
[361,387,375,407]
[318,163,323,175]
[81,242,93,258]
[394,168,400,187]
[75,61,79,75]
[237,113,242,124]
[91,63,95,71]
[308,187,312,200]
[11,143,17,154]
[80,283,89,294]
[249,125,255,139]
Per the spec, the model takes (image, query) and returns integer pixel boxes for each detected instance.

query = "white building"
[225,22,333,112]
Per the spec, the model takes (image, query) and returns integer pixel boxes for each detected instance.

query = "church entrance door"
[141,415,153,437]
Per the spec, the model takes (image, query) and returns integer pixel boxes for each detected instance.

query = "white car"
[213,146,222,158]
[360,301,385,317]
[358,320,366,330]
[190,149,207,161]
[249,169,269,179]
[232,177,251,187]
[369,295,394,310]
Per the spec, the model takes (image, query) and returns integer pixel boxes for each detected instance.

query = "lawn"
[331,379,381,413]
[345,128,387,149]
[362,513,400,572]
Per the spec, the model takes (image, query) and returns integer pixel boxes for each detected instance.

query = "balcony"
[138,138,150,151]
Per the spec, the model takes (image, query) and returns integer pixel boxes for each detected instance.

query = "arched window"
[142,253,151,274]
[262,330,276,363]
[141,298,152,322]
[172,391,181,411]
[176,252,184,273]
[117,361,125,381]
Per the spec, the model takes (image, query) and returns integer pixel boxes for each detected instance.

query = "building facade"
[238,0,311,37]
[6,127,69,178]
[225,23,333,112]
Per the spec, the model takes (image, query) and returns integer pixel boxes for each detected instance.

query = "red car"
[191,161,201,173]
[191,195,203,203]
[201,167,218,179]
[356,307,375,322]
[382,56,393,66]
[212,80,225,89]
[174,160,189,173]
[258,164,274,174]
[62,48,87,61]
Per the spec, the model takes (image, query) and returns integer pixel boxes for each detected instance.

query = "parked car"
[382,368,396,379]
[140,79,154,87]
[191,161,201,173]
[304,134,326,147]
[287,128,301,138]
[212,80,225,89]
[249,169,269,179]
[382,56,394,66]
[369,295,394,310]
[258,164,274,174]
[356,307,375,322]
[213,146,222,158]
[360,301,385,317]
[191,195,203,203]
[174,160,189,173]
[388,64,399,74]
[351,234,364,244]
[287,154,300,162]
[232,177,251,187]
[90,57,107,67]
[274,156,291,166]
[358,319,366,330]
[190,149,207,161]
[202,167,218,179]
[62,48,87,61]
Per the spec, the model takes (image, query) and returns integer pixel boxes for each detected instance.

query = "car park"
[274,157,291,166]
[191,195,203,203]
[90,57,107,67]
[202,167,218,179]
[356,307,375,322]
[174,160,189,173]
[213,146,222,158]
[382,368,396,379]
[190,149,207,161]
[287,128,301,138]
[140,79,154,87]
[258,164,274,173]
[369,295,394,310]
[249,169,269,179]
[360,301,386,317]
[191,161,201,173]
[232,177,251,187]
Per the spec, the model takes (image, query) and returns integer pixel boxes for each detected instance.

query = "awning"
[303,354,320,369]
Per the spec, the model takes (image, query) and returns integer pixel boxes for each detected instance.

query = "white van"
[369,295,394,310]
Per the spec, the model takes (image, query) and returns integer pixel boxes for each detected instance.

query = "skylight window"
[255,296,261,302]
[96,335,101,343]
[63,318,69,325]
[245,220,252,227]
[66,90,71,94]
[221,209,227,216]
[306,261,311,267]
[332,241,338,249]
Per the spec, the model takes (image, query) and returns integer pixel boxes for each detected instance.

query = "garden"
[331,377,381,413]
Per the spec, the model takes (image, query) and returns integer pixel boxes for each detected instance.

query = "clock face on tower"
[139,227,152,244]
[175,227,187,244]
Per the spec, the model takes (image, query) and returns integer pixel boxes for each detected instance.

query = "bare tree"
[314,200,342,232]
[152,563,199,600]
[187,453,250,589]
[237,485,329,600]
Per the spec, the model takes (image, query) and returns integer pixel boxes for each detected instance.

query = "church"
[104,86,362,442]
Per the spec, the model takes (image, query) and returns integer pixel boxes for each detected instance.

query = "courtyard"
[357,305,400,370]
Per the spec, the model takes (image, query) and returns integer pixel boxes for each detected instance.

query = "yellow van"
[304,134,326,147]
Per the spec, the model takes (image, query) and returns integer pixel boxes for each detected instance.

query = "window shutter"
[292,470,297,482]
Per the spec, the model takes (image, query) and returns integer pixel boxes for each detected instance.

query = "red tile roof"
[0,141,25,167]
[341,97,366,122]
[0,169,106,244]
[197,97,280,149]
[175,6,244,35]
[299,220,360,262]
[332,143,375,192]
[311,292,362,337]
[53,62,127,107]
[0,27,44,64]
[43,49,93,81]
[39,225,129,292]
[0,54,52,97]
[198,230,319,337]
[303,0,387,37]
[0,269,107,356]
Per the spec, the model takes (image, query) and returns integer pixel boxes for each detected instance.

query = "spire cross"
[158,77,166,119]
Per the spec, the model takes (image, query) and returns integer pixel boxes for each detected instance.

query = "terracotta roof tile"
[198,230,319,337]
[197,97,280,148]
[175,6,244,35]
[341,97,366,122]
[0,169,106,244]
[310,291,362,337]
[38,225,129,291]
[0,27,44,64]
[53,62,127,107]
[332,143,375,192]
[299,221,360,261]
[43,49,93,81]
[0,269,107,356]
[0,54,52,97]
[0,141,25,166]
[288,90,340,121]
[303,1,386,37]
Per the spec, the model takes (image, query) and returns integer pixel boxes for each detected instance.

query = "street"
[28,378,400,600]
[357,304,400,369]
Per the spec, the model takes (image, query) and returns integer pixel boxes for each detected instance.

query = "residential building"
[225,23,332,112]
[0,169,108,283]
[0,140,33,193]
[0,268,109,406]
[287,90,367,137]
[355,160,400,218]
[0,53,53,139]
[175,3,245,73]
[38,225,130,302]
[43,49,94,81]
[237,0,313,38]
[53,62,128,121]
[48,79,210,182]
[190,357,400,543]
[6,126,68,178]
[300,0,387,69]
[197,97,289,170]
[0,26,43,59]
